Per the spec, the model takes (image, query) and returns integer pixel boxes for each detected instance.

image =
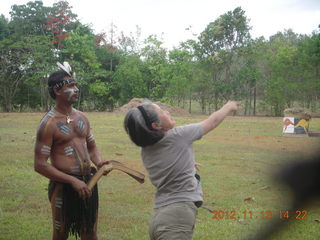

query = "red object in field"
[284,118,294,127]
[283,118,294,131]
[308,131,320,137]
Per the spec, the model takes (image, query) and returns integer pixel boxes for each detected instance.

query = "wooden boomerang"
[87,160,145,190]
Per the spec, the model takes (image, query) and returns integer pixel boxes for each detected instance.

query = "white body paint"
[63,88,76,101]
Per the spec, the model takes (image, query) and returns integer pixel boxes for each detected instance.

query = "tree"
[0,15,10,41]
[233,40,262,115]
[166,47,197,112]
[9,0,49,37]
[198,7,251,110]
[117,26,142,56]
[262,30,301,115]
[0,39,29,111]
[4,1,80,111]
[199,7,251,54]
[61,28,102,110]
[46,1,78,49]
[21,35,56,111]
[113,56,148,104]
[141,35,168,99]
[296,29,320,110]
[94,33,120,110]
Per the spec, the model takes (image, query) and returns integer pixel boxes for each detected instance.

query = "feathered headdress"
[49,61,76,89]
[57,61,76,78]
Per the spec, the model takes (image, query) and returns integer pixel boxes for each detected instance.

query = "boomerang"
[87,160,145,190]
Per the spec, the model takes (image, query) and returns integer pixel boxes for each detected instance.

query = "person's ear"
[151,122,161,130]
[53,87,62,97]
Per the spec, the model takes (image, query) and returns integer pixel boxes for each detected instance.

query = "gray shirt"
[141,123,204,208]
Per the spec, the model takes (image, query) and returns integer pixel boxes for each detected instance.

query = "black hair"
[48,70,70,99]
[124,104,164,147]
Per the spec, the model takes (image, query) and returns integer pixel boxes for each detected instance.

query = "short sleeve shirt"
[141,123,204,208]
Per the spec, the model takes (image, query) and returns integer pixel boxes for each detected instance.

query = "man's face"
[59,77,79,103]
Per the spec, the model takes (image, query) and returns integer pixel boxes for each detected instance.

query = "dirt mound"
[114,98,144,113]
[284,108,312,120]
[114,98,190,116]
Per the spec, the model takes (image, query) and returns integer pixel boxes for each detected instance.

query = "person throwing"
[124,100,240,240]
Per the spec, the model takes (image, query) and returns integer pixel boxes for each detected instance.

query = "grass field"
[0,112,320,240]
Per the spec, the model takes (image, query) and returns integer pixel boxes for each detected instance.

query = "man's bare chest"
[53,116,88,144]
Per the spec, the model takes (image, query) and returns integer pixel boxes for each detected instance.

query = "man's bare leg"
[51,184,68,240]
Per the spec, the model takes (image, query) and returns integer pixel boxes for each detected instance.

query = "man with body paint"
[34,62,109,240]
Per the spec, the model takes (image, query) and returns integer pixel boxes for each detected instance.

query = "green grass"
[1,112,320,239]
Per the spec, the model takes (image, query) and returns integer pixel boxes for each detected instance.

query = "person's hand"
[70,178,92,200]
[97,160,112,175]
[225,101,241,114]
[195,162,203,171]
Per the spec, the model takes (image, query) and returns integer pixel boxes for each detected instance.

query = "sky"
[1,0,320,49]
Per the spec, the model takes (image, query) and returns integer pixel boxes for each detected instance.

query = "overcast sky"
[2,0,320,49]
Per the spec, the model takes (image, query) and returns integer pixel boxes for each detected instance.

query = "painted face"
[62,80,79,103]
[152,104,175,131]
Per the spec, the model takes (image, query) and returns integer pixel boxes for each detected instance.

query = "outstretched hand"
[201,100,241,135]
[226,100,241,114]
[225,100,241,116]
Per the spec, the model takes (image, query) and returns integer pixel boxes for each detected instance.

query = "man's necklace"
[54,108,73,124]
[66,115,73,124]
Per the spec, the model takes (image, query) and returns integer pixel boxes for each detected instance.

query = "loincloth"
[48,167,98,238]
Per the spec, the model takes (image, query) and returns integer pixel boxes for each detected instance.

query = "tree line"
[0,1,319,116]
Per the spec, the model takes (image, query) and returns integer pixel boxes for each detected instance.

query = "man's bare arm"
[34,118,73,183]
[85,118,109,170]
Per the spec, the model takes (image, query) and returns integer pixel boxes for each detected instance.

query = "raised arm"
[201,101,240,135]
